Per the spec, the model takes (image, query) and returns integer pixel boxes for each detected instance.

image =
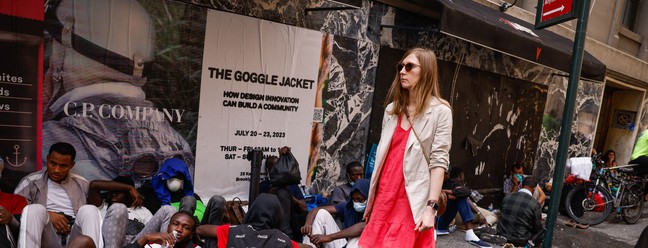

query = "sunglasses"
[397,62,420,72]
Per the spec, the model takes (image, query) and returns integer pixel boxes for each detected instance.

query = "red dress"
[359,117,434,248]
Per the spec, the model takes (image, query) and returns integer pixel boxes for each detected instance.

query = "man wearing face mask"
[300,179,370,248]
[151,158,205,222]
[506,164,546,205]
[330,162,364,205]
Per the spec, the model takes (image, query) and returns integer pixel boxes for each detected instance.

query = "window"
[621,0,640,31]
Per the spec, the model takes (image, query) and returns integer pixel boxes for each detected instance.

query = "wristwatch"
[427,200,439,211]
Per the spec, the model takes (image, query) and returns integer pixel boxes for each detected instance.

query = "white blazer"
[364,97,452,223]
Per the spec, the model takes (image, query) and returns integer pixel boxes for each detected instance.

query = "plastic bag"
[269,147,301,187]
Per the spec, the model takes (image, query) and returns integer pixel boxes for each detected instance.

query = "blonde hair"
[385,47,447,117]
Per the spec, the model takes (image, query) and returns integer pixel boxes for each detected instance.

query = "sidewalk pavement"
[436,207,648,247]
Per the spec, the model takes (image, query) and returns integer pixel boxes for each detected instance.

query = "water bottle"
[162,231,179,248]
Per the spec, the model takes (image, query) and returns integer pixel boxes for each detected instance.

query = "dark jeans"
[629,156,648,176]
[201,195,226,248]
[508,227,545,247]
[0,224,13,248]
[624,156,648,196]
[436,197,474,231]
[275,187,307,242]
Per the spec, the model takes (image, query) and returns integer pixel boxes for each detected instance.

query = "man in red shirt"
[0,158,28,248]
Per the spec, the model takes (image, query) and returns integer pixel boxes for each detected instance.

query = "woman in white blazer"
[359,48,451,248]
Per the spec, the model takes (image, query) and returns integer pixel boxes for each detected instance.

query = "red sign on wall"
[535,0,579,29]
[541,0,573,22]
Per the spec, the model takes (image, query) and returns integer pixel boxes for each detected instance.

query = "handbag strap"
[404,114,431,165]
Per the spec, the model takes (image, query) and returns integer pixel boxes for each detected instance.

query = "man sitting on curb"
[498,177,545,247]
[14,142,134,248]
[0,158,27,248]
[197,193,311,248]
[300,178,370,248]
[125,210,202,248]
[330,162,364,205]
[436,167,492,248]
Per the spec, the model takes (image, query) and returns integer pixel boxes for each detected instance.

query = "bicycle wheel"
[565,183,613,225]
[621,183,645,224]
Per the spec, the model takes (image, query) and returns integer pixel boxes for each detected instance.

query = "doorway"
[593,78,645,165]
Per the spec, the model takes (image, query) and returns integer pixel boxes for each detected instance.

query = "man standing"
[497,177,545,247]
[630,130,648,176]
[0,158,28,248]
[14,142,133,248]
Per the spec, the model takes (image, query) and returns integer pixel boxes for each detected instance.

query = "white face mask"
[353,200,367,213]
[166,178,183,192]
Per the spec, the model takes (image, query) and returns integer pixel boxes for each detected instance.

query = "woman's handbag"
[269,147,302,187]
[405,115,448,216]
[438,191,447,216]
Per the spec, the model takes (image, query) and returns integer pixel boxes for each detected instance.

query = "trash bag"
[269,147,301,187]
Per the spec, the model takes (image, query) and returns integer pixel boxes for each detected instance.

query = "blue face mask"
[353,200,367,212]
[514,173,523,184]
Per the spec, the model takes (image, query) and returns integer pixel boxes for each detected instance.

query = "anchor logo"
[6,145,27,167]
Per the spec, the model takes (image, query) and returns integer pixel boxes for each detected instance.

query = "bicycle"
[564,164,646,225]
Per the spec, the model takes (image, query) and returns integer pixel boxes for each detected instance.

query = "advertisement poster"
[195,10,322,200]
[0,0,43,192]
[40,0,205,185]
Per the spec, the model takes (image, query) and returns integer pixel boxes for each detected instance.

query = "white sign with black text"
[195,10,322,200]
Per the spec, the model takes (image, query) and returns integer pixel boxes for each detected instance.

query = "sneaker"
[449,224,457,233]
[436,229,450,236]
[473,226,496,236]
[481,234,507,246]
[468,239,492,248]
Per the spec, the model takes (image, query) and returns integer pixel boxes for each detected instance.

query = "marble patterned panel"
[533,78,604,180]
[309,35,379,195]
[178,0,382,42]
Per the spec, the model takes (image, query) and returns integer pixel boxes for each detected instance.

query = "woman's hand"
[414,206,436,232]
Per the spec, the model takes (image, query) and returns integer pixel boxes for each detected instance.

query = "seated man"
[14,142,132,248]
[507,164,546,205]
[151,158,206,222]
[126,210,202,248]
[436,167,491,248]
[453,198,499,230]
[259,152,307,241]
[197,193,310,248]
[330,162,364,205]
[87,176,153,244]
[0,158,27,248]
[300,178,370,248]
[497,177,545,247]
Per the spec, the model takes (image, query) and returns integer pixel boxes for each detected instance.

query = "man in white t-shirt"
[14,142,136,248]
